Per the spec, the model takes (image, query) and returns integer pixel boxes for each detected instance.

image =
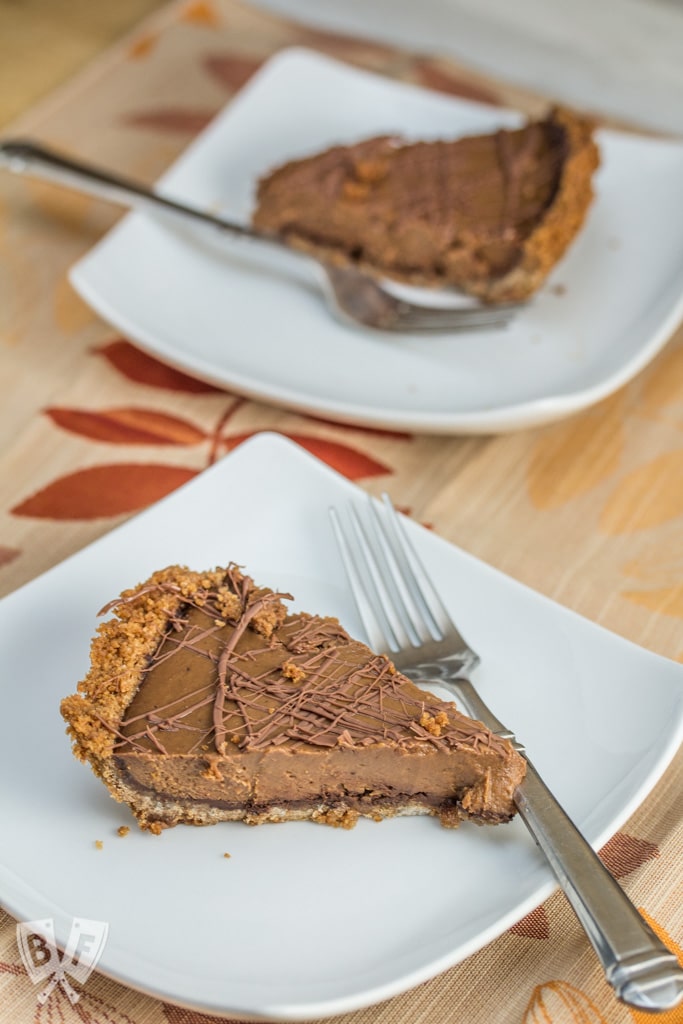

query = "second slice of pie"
[253,108,599,303]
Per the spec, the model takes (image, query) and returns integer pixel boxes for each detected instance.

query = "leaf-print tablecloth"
[0,2,681,1022]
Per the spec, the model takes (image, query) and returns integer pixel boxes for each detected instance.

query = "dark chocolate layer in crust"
[118,784,516,826]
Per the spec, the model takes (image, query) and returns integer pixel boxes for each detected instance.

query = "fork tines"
[330,495,459,658]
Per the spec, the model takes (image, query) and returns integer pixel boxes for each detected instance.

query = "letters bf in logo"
[17,917,109,1003]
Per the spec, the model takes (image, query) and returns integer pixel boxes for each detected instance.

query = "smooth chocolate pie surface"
[61,565,526,833]
[252,108,599,303]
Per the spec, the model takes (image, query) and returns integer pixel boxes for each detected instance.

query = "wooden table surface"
[0,0,165,127]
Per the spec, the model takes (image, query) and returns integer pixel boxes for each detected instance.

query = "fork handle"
[0,138,283,249]
[453,676,683,1013]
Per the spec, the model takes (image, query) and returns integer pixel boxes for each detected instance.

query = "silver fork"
[330,494,683,1014]
[0,139,521,333]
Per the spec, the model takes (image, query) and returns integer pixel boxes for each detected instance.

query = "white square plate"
[0,434,681,1019]
[70,48,683,435]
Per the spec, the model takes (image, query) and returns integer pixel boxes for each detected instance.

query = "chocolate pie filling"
[61,565,526,833]
[252,108,599,303]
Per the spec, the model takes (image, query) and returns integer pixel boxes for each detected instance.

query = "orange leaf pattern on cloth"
[527,395,625,510]
[0,546,20,568]
[621,545,683,585]
[179,0,222,26]
[224,432,391,480]
[627,910,683,1023]
[11,465,198,520]
[509,905,550,940]
[619,544,683,619]
[203,54,263,91]
[413,59,501,105]
[45,407,208,446]
[97,341,224,393]
[523,980,609,1023]
[599,832,659,877]
[0,961,23,978]
[600,450,683,534]
[522,911,683,1024]
[122,109,215,134]
[127,32,160,59]
[622,584,683,619]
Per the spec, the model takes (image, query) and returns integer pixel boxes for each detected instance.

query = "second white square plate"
[70,49,683,434]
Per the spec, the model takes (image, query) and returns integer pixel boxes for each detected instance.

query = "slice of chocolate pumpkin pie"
[252,107,599,304]
[61,565,526,833]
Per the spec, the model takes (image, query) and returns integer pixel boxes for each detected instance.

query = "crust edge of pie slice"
[60,564,527,834]
[252,107,600,304]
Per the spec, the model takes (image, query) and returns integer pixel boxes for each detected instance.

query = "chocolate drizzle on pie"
[61,565,526,833]
[252,108,599,304]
